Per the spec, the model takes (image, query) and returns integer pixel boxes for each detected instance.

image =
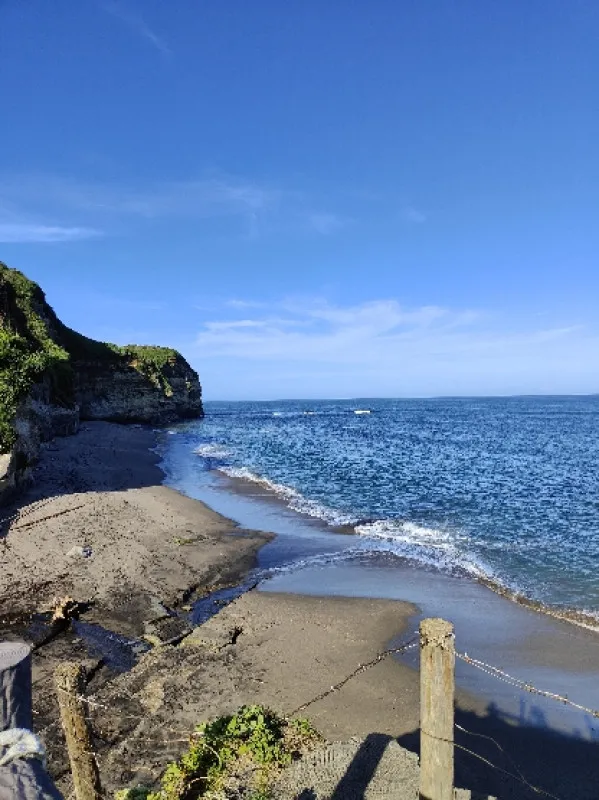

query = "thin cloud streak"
[101,1,171,56]
[225,299,268,309]
[0,223,101,243]
[0,174,364,239]
[0,174,281,235]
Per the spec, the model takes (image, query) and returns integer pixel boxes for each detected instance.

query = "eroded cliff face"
[0,262,204,503]
[74,354,203,423]
[0,390,80,502]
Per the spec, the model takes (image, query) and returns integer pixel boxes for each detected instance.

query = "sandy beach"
[3,422,599,799]
[0,423,271,792]
[0,422,270,631]
[0,423,428,797]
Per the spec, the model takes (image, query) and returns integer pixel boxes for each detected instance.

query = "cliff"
[0,262,203,502]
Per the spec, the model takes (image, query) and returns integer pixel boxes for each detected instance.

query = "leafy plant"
[0,265,73,452]
[115,706,321,800]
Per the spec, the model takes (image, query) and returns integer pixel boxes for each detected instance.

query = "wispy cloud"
[0,223,100,244]
[401,206,427,224]
[0,174,280,233]
[306,212,349,235]
[225,299,268,309]
[0,172,422,241]
[101,1,171,56]
[192,298,599,397]
[196,299,479,363]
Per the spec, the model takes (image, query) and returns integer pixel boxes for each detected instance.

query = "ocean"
[159,396,599,619]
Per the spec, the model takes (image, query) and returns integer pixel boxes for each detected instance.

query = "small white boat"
[354,409,371,415]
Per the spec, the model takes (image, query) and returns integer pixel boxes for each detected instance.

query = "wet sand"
[0,423,433,797]
[162,459,599,799]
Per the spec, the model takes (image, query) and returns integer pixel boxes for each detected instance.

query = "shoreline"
[195,460,599,633]
[161,443,599,728]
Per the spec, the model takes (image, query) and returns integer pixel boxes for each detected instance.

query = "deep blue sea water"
[161,397,599,616]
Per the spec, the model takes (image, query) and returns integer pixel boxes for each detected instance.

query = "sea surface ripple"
[162,397,599,616]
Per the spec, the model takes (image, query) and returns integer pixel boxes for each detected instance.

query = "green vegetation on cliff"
[0,264,72,450]
[0,262,201,453]
[58,325,182,397]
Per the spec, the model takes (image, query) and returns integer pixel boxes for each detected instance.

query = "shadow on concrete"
[329,733,393,799]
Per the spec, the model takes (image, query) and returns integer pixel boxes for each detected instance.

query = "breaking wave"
[194,443,232,459]
[218,466,357,526]
[216,465,500,585]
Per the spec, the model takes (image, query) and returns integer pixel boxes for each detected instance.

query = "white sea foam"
[194,443,232,459]
[272,410,320,417]
[218,466,495,590]
[218,466,357,526]
[195,454,536,604]
[215,463,507,589]
[355,518,492,582]
[355,519,452,547]
[255,548,367,581]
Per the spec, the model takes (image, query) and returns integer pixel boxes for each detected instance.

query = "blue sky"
[1,1,598,399]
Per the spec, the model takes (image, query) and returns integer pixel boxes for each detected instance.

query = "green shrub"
[115,705,321,800]
[0,265,73,452]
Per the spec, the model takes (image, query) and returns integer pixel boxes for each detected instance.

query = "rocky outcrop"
[0,262,203,504]
[73,354,202,424]
[0,394,80,503]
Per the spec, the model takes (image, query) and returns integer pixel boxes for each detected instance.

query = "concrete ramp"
[273,735,487,799]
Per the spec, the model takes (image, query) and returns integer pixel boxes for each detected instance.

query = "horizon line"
[201,393,599,403]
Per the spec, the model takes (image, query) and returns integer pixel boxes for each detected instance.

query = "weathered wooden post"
[54,663,101,800]
[1,641,63,799]
[419,618,455,800]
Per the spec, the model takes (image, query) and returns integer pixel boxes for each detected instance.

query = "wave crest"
[211,463,499,586]
[218,466,357,526]
[194,443,232,459]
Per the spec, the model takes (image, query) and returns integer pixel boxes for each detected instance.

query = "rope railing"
[3,616,599,800]
[289,636,419,716]
[456,650,599,719]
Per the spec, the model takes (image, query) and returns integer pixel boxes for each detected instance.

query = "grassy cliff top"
[0,262,192,452]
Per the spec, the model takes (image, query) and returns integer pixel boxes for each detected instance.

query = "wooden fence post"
[0,641,32,731]
[54,663,102,800]
[419,618,455,800]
